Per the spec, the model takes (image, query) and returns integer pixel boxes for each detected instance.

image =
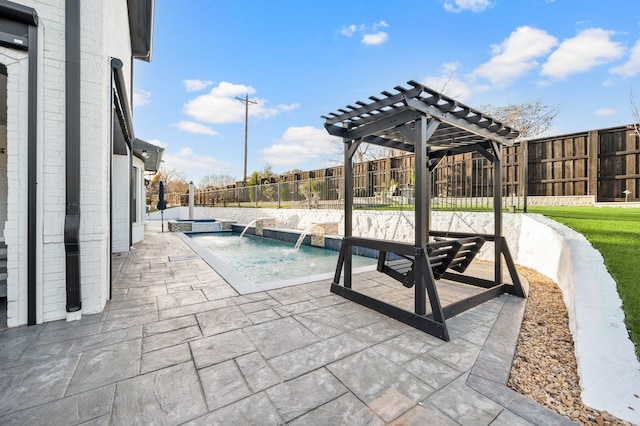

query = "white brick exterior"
[2,1,146,326]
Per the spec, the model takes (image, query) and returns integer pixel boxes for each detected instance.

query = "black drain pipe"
[64,0,81,313]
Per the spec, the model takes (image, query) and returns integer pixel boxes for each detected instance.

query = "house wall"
[132,156,145,244]
[112,154,130,253]
[1,45,30,326]
[3,0,135,325]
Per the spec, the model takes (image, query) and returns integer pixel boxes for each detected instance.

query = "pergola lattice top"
[322,80,519,155]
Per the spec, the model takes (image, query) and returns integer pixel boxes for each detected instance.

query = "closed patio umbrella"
[157,181,167,232]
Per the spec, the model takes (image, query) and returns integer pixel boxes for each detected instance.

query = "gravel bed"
[508,267,636,426]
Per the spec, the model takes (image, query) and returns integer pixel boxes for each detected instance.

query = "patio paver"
[0,221,577,425]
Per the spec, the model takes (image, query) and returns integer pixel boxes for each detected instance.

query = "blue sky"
[132,0,640,185]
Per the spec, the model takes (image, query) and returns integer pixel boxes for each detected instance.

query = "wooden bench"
[377,236,485,288]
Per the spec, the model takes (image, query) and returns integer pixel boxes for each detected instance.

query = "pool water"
[188,233,376,284]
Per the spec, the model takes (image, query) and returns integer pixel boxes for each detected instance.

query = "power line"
[235,94,258,182]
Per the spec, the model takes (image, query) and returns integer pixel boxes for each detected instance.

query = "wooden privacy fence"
[159,124,638,209]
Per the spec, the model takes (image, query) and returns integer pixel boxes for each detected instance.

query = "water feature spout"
[294,227,312,251]
[240,219,257,238]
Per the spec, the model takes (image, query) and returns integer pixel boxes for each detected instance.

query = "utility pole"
[235,94,257,182]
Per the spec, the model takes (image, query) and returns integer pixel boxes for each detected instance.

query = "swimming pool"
[180,232,377,294]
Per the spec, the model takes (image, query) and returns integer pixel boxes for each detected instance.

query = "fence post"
[587,130,599,202]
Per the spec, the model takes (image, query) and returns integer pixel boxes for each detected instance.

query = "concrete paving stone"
[459,323,492,346]
[70,325,143,354]
[111,361,208,425]
[237,298,280,314]
[403,354,463,390]
[166,284,195,293]
[143,314,197,336]
[266,368,348,422]
[164,276,202,288]
[0,354,81,415]
[126,284,168,299]
[0,383,115,426]
[471,346,514,385]
[66,339,142,395]
[196,271,226,283]
[327,349,434,422]
[201,284,239,301]
[141,342,193,374]
[43,313,103,330]
[295,311,345,339]
[465,374,576,426]
[76,413,111,426]
[367,387,420,423]
[157,297,236,321]
[244,317,320,359]
[378,331,440,357]
[17,339,73,364]
[310,294,344,308]
[156,290,208,310]
[371,341,416,365]
[199,359,252,411]
[427,373,503,426]
[183,392,283,426]
[236,351,281,392]
[387,401,459,426]
[101,311,159,332]
[142,324,202,353]
[267,286,314,305]
[108,296,158,311]
[190,329,256,369]
[289,392,385,426]
[34,321,103,345]
[269,333,368,380]
[196,305,253,336]
[105,302,158,322]
[235,292,273,304]
[0,326,53,363]
[246,308,281,325]
[273,300,319,317]
[490,409,537,426]
[349,318,405,345]
[427,338,483,372]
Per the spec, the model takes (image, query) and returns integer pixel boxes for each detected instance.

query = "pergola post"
[493,142,503,285]
[343,137,354,288]
[414,117,428,315]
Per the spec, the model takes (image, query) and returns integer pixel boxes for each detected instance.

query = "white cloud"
[472,26,558,88]
[340,24,357,37]
[362,32,389,46]
[174,120,218,136]
[147,138,167,149]
[595,108,616,116]
[541,28,625,80]
[261,126,341,166]
[340,21,390,46]
[161,147,233,183]
[133,88,151,107]
[422,63,473,101]
[183,81,279,124]
[444,0,492,13]
[183,79,214,92]
[610,38,640,77]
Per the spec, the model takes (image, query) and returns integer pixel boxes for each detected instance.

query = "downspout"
[64,0,81,315]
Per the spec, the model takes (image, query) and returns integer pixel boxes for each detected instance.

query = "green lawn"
[529,206,640,358]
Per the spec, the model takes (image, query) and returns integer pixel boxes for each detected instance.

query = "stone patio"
[0,221,576,425]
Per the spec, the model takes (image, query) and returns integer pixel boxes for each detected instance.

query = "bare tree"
[149,168,189,195]
[198,174,237,189]
[482,100,560,139]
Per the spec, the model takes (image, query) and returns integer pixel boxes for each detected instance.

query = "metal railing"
[160,160,523,211]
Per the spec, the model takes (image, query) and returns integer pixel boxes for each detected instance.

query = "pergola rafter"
[324,81,526,341]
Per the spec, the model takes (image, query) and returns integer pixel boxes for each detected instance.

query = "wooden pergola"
[323,81,527,341]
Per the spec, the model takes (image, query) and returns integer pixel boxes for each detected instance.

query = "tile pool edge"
[176,232,376,295]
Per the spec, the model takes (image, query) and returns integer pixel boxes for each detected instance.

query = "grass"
[528,206,640,358]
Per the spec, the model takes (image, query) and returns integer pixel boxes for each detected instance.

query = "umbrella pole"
[161,210,164,232]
